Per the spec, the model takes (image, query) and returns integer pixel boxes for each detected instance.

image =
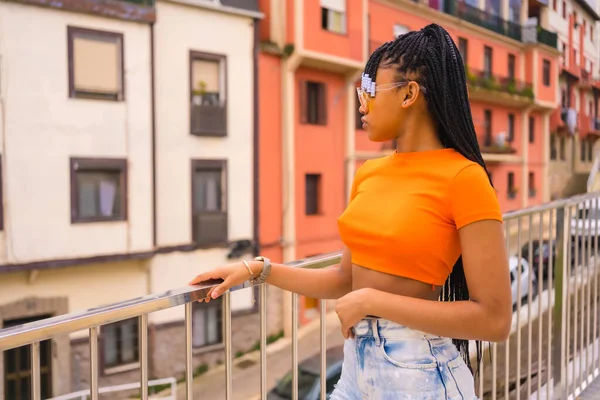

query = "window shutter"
[299,80,308,124]
[318,83,328,125]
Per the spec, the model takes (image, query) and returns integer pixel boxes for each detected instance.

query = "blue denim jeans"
[330,318,478,400]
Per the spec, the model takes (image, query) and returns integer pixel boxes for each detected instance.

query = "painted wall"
[0,261,148,340]
[303,0,364,62]
[294,69,346,259]
[0,2,153,264]
[154,1,254,247]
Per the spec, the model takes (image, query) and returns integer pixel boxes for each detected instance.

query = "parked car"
[570,200,600,249]
[267,346,344,399]
[509,256,536,309]
[520,239,576,280]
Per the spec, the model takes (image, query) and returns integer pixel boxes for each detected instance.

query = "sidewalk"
[173,311,344,400]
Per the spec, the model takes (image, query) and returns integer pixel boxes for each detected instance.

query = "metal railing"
[443,0,522,41]
[465,66,534,99]
[47,377,176,400]
[2,194,600,399]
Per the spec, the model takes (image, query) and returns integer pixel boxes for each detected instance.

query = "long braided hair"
[364,23,493,375]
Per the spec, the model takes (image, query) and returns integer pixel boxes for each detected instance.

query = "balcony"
[1,196,600,399]
[479,133,518,163]
[466,67,535,106]
[536,26,558,48]
[442,0,522,41]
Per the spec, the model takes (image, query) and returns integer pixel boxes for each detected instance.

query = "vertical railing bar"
[140,314,149,400]
[260,285,268,400]
[552,205,568,400]
[546,209,554,400]
[515,216,524,400]
[492,341,497,400]
[292,293,299,400]
[567,205,574,397]
[536,211,544,396]
[185,302,193,400]
[31,341,41,400]
[519,213,544,399]
[320,299,327,400]
[90,326,99,400]
[592,197,600,376]
[574,203,581,393]
[505,219,511,400]
[479,343,484,399]
[585,200,592,384]
[224,291,233,399]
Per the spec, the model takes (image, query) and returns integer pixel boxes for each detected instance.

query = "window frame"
[458,37,468,65]
[192,296,225,350]
[70,157,128,224]
[300,80,327,126]
[100,317,140,374]
[529,116,535,144]
[483,46,493,78]
[305,173,322,216]
[189,51,228,137]
[508,54,516,81]
[528,172,536,198]
[507,171,516,199]
[190,159,228,246]
[67,26,125,102]
[320,2,347,35]
[542,59,551,87]
[507,113,515,142]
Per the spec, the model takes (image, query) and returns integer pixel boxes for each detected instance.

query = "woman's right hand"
[188,262,255,301]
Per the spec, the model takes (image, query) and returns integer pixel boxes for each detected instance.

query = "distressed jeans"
[330,318,478,400]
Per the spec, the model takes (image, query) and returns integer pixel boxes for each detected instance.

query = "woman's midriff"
[352,264,442,304]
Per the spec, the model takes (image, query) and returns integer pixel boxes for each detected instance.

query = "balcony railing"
[120,0,155,5]
[466,67,534,99]
[443,0,521,41]
[2,194,600,399]
[537,26,558,48]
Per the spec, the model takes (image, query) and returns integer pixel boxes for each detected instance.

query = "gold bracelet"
[242,260,253,278]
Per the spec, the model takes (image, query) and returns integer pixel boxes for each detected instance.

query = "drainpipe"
[148,20,157,380]
[253,18,260,257]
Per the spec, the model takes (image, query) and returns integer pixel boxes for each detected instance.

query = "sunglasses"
[356,80,427,112]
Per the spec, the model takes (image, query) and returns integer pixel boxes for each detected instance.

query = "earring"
[403,101,407,105]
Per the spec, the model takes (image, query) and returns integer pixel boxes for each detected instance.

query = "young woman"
[189,23,511,399]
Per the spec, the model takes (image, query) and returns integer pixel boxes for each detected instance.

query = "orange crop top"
[337,148,503,286]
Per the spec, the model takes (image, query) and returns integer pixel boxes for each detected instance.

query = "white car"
[570,200,600,245]
[509,256,535,308]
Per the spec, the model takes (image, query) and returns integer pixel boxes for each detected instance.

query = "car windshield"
[274,368,319,399]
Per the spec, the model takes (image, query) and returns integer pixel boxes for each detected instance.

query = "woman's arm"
[189,247,354,300]
[336,220,512,342]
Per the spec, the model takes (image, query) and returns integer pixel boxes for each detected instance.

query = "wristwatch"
[249,256,271,285]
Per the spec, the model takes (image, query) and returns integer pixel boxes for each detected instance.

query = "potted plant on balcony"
[192,81,207,106]
[508,187,519,199]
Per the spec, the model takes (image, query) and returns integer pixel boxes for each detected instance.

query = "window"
[590,100,593,116]
[562,1,566,18]
[553,0,557,10]
[70,158,127,223]
[192,297,223,348]
[551,134,557,160]
[458,37,468,65]
[528,172,536,198]
[393,24,409,37]
[588,138,594,161]
[300,81,327,125]
[561,89,567,108]
[190,51,227,137]
[321,0,346,34]
[508,54,515,80]
[355,97,363,130]
[562,43,567,65]
[507,114,515,142]
[591,26,594,41]
[305,174,322,215]
[581,138,586,162]
[484,46,493,78]
[102,318,139,369]
[484,110,492,145]
[529,116,535,143]
[67,27,124,101]
[560,137,566,160]
[542,59,551,86]
[508,172,516,199]
[192,160,228,245]
[574,49,578,65]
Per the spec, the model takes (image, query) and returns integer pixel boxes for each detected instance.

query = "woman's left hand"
[335,288,373,339]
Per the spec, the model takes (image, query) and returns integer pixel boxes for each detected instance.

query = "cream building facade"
[0,0,269,398]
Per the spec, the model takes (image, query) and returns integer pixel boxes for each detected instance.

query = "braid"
[366,24,494,376]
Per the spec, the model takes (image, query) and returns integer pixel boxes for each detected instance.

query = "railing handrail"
[47,377,176,400]
[0,252,343,351]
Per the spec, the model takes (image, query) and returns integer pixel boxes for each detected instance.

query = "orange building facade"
[258,0,560,327]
